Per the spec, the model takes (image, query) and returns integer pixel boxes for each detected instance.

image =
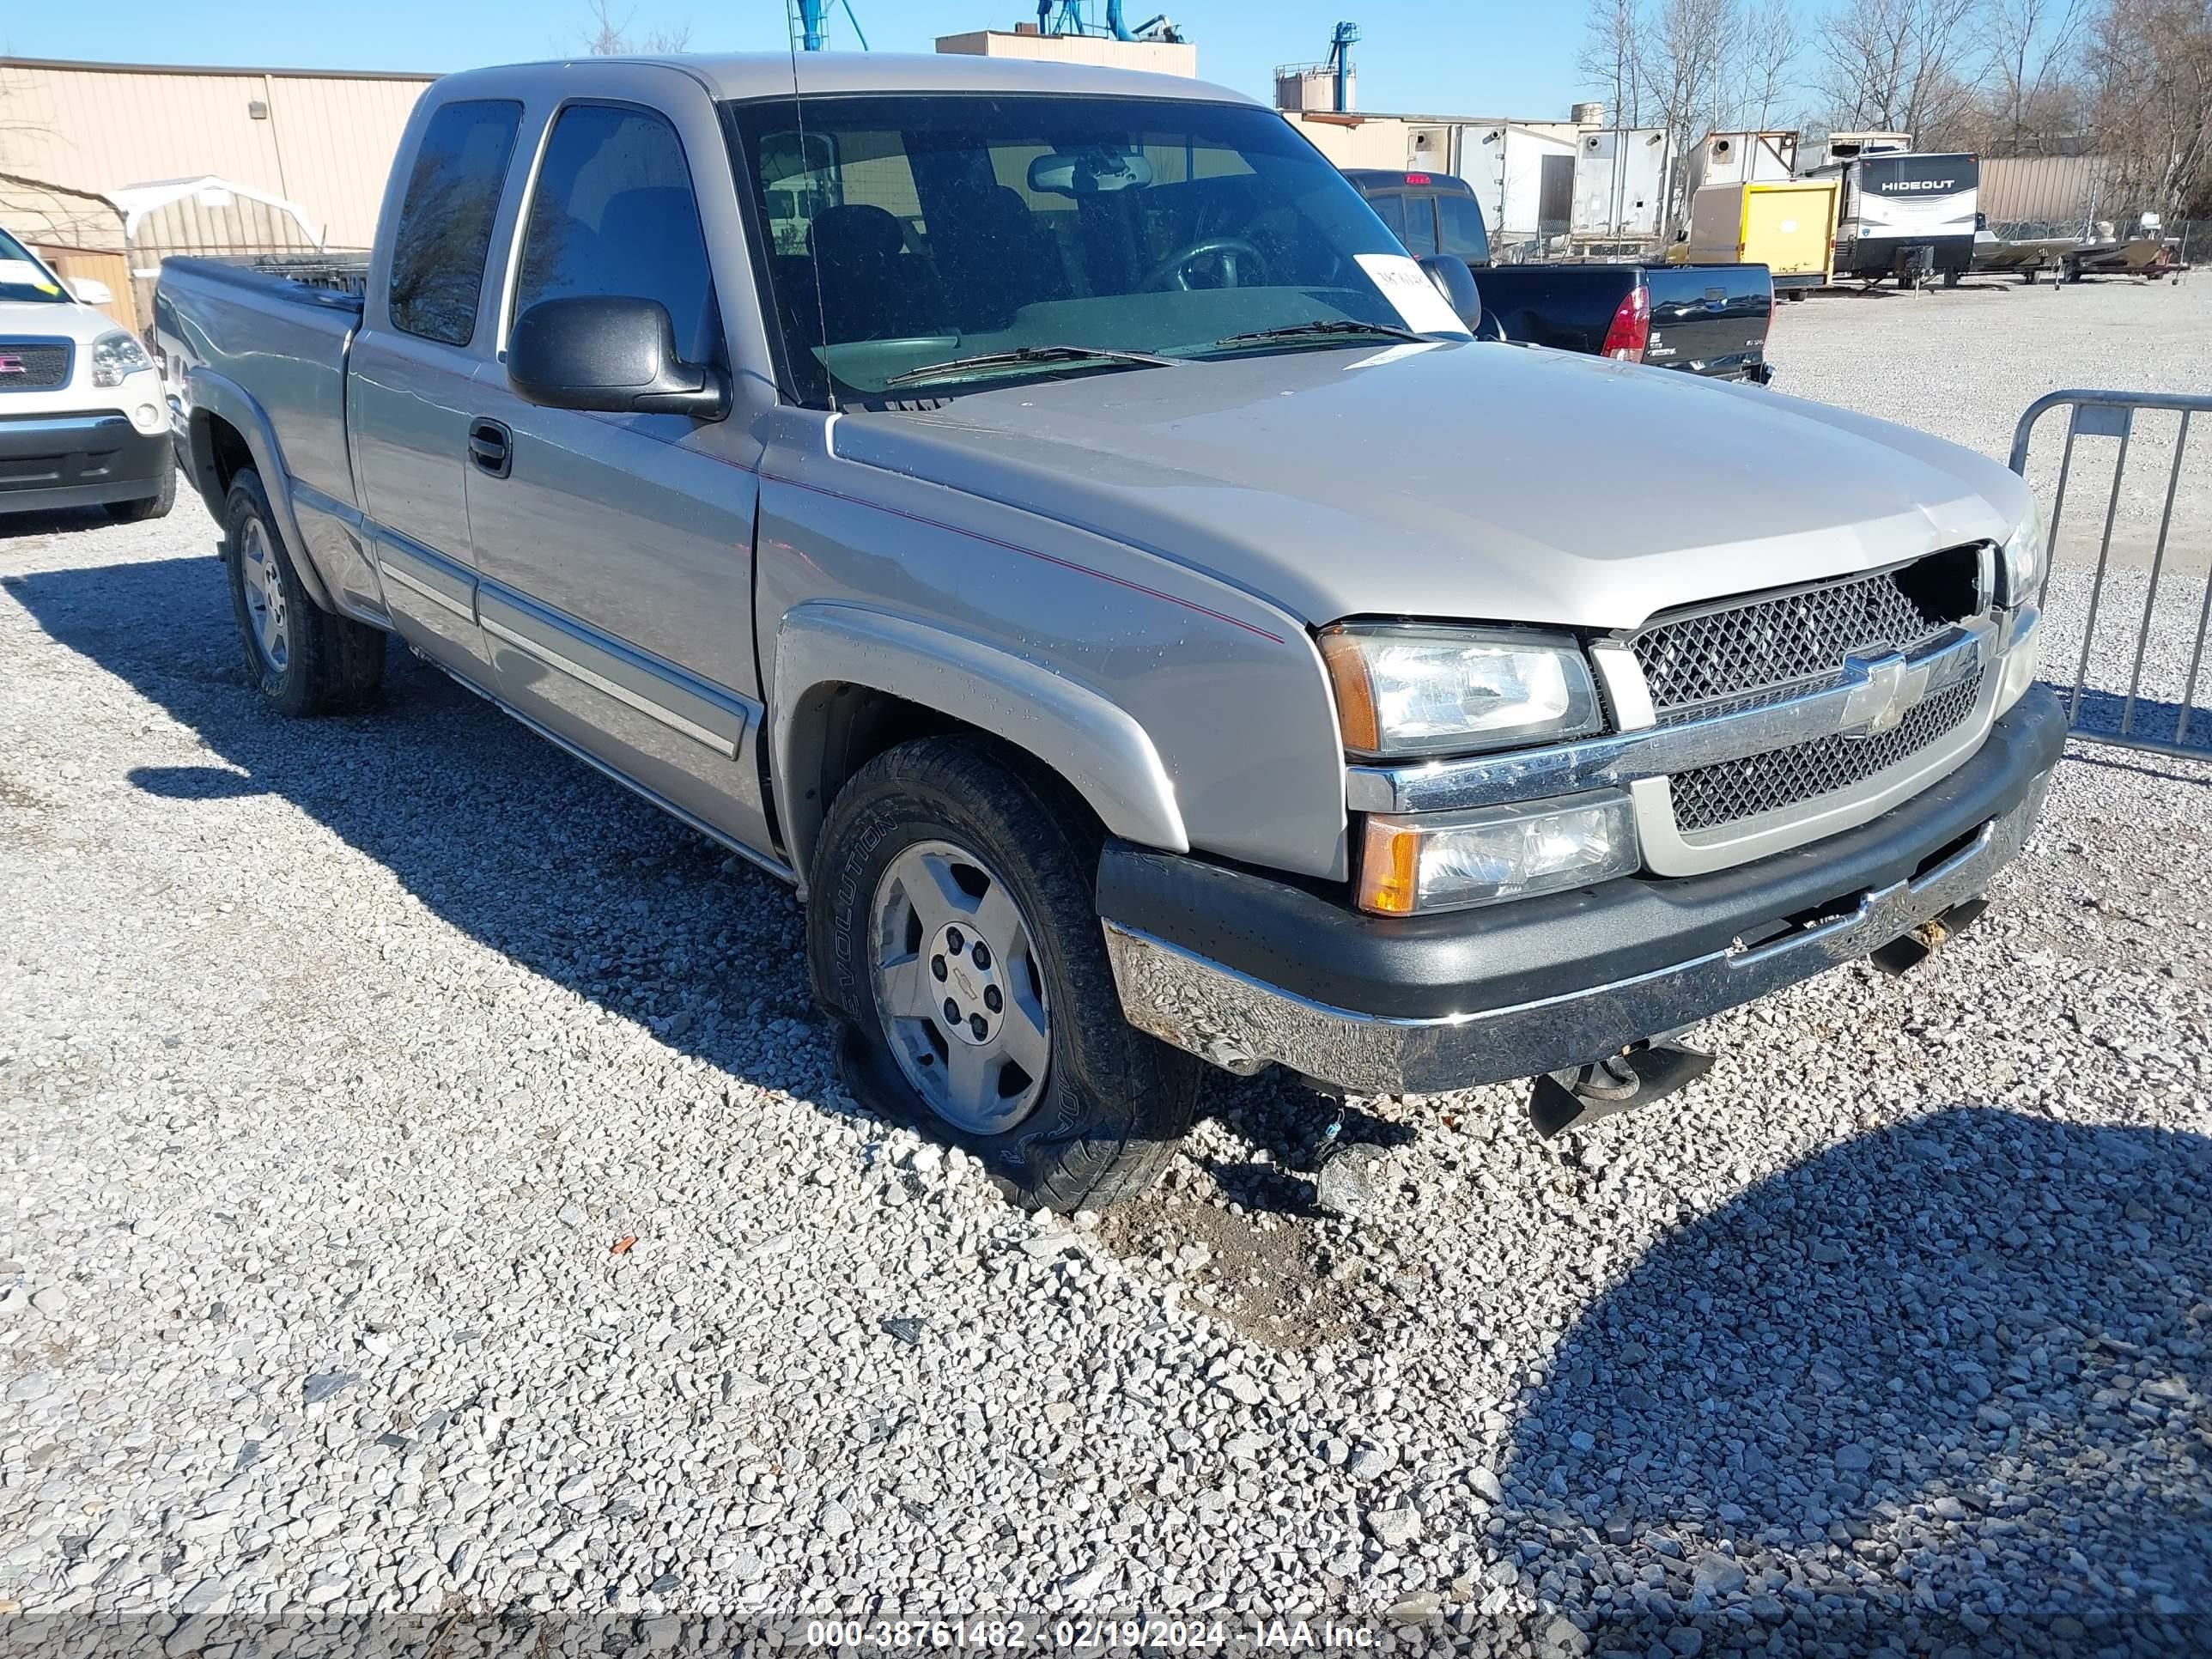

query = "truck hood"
[829,340,2030,631]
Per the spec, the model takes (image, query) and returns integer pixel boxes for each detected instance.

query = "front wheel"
[809,735,1200,1211]
[106,458,175,523]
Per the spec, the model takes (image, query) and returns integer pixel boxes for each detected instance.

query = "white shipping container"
[1572,127,1669,239]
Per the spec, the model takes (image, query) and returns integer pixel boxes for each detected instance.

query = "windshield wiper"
[881,343,1185,390]
[1206,319,1431,352]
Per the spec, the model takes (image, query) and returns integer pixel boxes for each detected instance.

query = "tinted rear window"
[1437,191,1490,264]
[388,100,522,346]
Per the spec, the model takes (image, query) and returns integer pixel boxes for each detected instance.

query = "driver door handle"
[468,418,513,478]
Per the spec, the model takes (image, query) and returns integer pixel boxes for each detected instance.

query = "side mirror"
[64,275,114,306]
[1419,253,1484,332]
[508,295,728,420]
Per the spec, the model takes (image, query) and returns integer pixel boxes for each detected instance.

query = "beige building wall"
[934,30,1198,78]
[0,58,434,249]
[1283,112,1413,171]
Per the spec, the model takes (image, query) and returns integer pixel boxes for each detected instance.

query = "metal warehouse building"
[0,57,435,251]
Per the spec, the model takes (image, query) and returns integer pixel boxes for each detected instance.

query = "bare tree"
[1735,0,1801,131]
[1577,0,1648,126]
[2087,0,2212,216]
[1639,0,1742,226]
[1986,0,2092,153]
[581,0,692,55]
[0,62,59,174]
[1814,0,1984,143]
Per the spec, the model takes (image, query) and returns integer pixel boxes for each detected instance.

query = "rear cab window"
[387,100,524,345]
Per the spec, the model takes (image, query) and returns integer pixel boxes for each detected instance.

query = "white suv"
[0,229,173,521]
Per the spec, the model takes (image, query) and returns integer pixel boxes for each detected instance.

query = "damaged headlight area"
[1996,497,2046,611]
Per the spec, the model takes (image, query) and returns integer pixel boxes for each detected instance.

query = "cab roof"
[438,52,1255,108]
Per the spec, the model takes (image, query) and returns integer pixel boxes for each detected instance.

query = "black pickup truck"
[1346,168,1774,382]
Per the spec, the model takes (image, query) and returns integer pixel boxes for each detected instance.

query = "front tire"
[106,458,175,523]
[809,735,1200,1212]
[223,470,386,716]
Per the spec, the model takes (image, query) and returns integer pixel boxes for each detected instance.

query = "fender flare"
[185,368,340,613]
[773,602,1188,884]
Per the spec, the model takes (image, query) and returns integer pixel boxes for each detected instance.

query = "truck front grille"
[1632,556,1969,715]
[1667,669,1984,834]
[0,343,74,392]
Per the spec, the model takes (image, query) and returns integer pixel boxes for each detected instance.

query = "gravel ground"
[4,281,2211,1658]
[1770,273,2212,549]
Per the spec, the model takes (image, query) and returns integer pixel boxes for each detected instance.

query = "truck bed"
[154,258,363,514]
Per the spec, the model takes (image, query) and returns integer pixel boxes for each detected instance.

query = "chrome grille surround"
[1616,550,1996,871]
[0,340,74,392]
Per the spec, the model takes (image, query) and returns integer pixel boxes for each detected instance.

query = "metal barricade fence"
[2009,389,2212,760]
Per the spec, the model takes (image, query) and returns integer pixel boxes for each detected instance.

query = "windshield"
[0,229,69,305]
[726,94,1468,401]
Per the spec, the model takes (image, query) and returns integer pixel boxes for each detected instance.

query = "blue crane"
[1325,21,1359,113]
[789,0,868,50]
[1037,3,1182,42]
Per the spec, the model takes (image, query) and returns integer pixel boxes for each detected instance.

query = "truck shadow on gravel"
[1495,1107,2209,1656]
[4,553,1359,1218]
[5,553,842,1096]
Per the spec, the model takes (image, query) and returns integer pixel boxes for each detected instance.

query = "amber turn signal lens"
[1318,629,1381,754]
[1358,817,1423,915]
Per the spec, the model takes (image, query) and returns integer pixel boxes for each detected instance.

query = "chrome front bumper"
[1103,751,2053,1098]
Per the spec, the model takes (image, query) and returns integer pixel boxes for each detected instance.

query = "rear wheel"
[223,469,386,716]
[809,735,1200,1211]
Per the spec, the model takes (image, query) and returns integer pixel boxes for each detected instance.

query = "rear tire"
[223,469,386,716]
[106,457,175,523]
[809,734,1200,1212]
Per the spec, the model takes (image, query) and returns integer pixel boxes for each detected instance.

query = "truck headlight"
[90,329,152,389]
[1996,498,2045,610]
[1319,624,1601,758]
[1358,790,1639,915]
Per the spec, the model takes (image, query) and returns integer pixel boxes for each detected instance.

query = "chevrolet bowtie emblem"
[1838,650,1926,739]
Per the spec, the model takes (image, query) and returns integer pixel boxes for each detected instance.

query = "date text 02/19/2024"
[799,1617,1382,1651]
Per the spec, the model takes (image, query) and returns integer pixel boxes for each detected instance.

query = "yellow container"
[1685,179,1839,285]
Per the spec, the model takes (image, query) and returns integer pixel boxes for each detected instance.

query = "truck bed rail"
[161,256,368,316]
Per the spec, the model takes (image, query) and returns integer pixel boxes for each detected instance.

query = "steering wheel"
[1142,235,1269,292]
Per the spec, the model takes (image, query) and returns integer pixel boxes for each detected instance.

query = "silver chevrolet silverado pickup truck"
[156,52,2063,1210]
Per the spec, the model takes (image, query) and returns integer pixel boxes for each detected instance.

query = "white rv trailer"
[1808,149,1980,285]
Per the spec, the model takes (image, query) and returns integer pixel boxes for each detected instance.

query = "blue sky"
[3,2,1595,118]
